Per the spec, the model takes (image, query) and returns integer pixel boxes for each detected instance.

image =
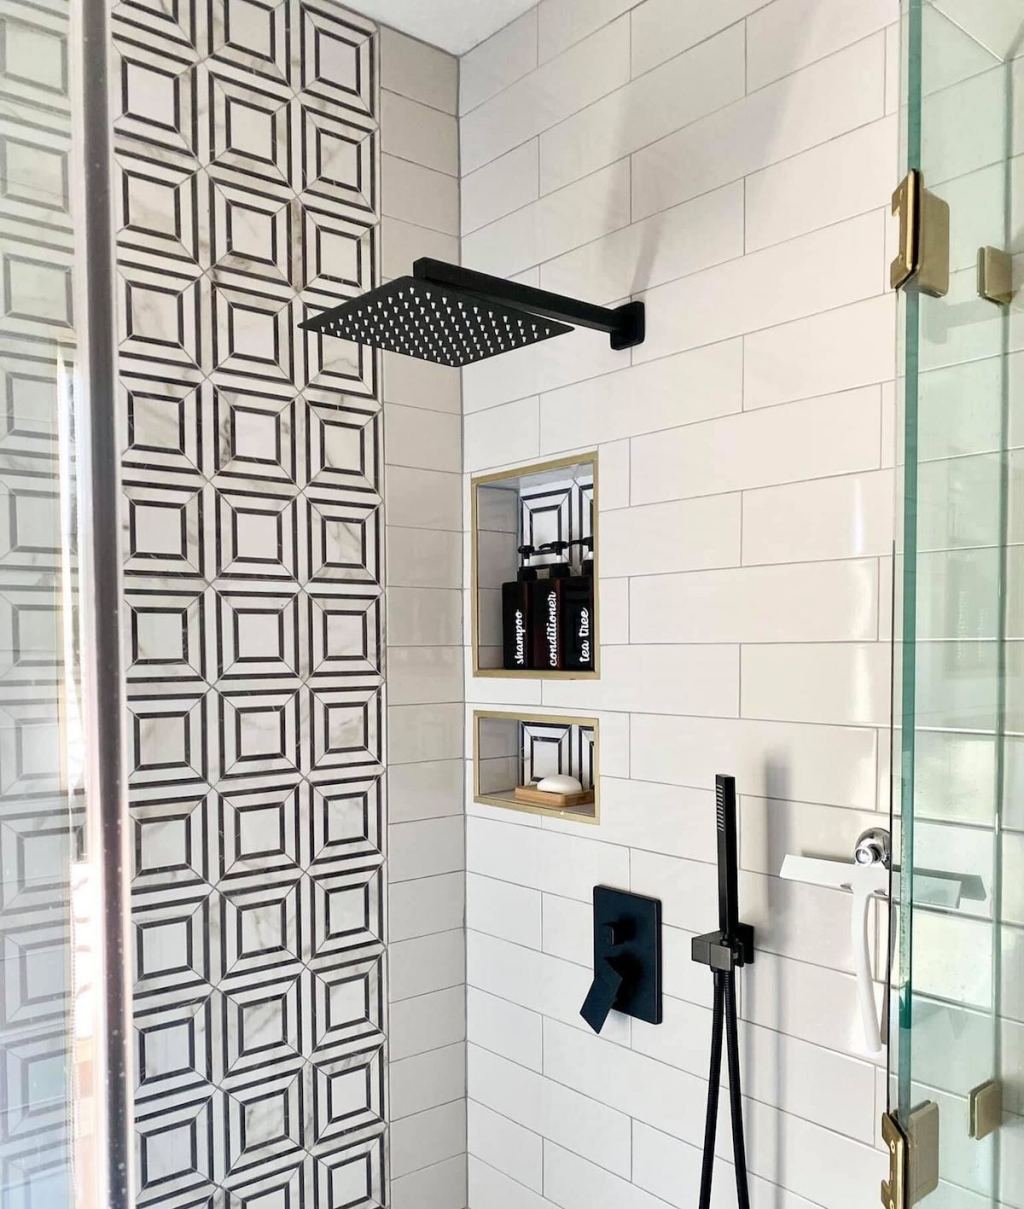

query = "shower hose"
[698,966,750,1209]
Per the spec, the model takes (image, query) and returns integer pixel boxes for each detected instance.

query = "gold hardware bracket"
[977,247,1014,305]
[890,171,950,297]
[881,1102,939,1208]
[881,1111,907,1209]
[969,1079,1002,1140]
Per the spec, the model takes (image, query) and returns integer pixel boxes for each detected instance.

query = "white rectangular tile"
[632,35,885,219]
[464,397,540,471]
[597,438,630,511]
[539,339,743,453]
[390,929,465,1001]
[634,213,885,363]
[386,467,462,532]
[469,1044,632,1177]
[631,0,765,77]
[388,646,464,707]
[383,349,461,413]
[540,24,746,194]
[390,815,465,882]
[468,1158,558,1209]
[467,1100,543,1191]
[743,293,897,409]
[600,496,741,576]
[389,758,463,821]
[463,325,629,413]
[382,89,459,176]
[542,1017,706,1143]
[742,470,895,564]
[466,872,542,949]
[467,930,631,1043]
[467,986,544,1072]
[390,872,465,942]
[391,1101,466,1180]
[385,402,461,473]
[741,643,891,726]
[467,815,629,901]
[390,1043,466,1119]
[540,181,744,307]
[461,19,630,174]
[460,9,538,114]
[540,643,740,717]
[381,216,459,280]
[391,1155,466,1209]
[546,1141,677,1209]
[745,116,897,251]
[538,0,636,62]
[630,713,879,809]
[380,25,458,113]
[630,388,882,504]
[462,158,631,279]
[389,702,464,762]
[387,527,462,589]
[462,141,539,236]
[383,154,460,236]
[746,0,897,91]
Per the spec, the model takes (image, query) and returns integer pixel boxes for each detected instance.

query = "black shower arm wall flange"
[413,258,646,351]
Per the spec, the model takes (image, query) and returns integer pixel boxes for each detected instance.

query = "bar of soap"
[537,774,583,794]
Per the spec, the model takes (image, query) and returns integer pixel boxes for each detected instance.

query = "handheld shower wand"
[691,775,754,1209]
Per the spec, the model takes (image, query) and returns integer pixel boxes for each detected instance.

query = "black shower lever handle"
[580,958,624,1033]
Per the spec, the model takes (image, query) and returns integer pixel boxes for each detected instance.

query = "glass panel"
[0,0,106,1203]
[896,1,1024,1203]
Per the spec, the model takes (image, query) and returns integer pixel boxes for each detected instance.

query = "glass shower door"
[0,0,130,1204]
[894,1,1023,1205]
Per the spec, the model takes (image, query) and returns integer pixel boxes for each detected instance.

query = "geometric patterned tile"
[207,173,293,289]
[300,203,374,297]
[308,685,382,775]
[303,495,381,585]
[306,590,381,680]
[116,149,202,268]
[209,0,291,90]
[309,777,383,871]
[207,69,292,190]
[295,101,374,213]
[312,1133,385,1209]
[215,586,302,680]
[115,0,387,1199]
[113,33,200,160]
[305,398,379,495]
[122,372,206,477]
[125,582,210,683]
[293,0,375,119]
[211,385,297,487]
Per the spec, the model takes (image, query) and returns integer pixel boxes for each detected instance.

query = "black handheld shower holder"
[692,774,754,1209]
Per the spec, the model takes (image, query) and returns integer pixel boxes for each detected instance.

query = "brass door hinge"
[881,1102,939,1208]
[891,171,950,297]
[969,1079,1002,1140]
[977,247,1014,305]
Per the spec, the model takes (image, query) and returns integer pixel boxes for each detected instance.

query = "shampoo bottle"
[501,547,537,670]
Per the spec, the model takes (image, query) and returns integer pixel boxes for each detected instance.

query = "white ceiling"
[350,0,537,56]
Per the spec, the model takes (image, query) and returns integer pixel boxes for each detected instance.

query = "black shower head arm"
[413,258,645,351]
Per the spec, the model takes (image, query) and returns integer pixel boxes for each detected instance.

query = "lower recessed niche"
[473,709,599,823]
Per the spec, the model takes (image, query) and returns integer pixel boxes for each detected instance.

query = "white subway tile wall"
[381,28,468,1209]
[459,2,900,1209]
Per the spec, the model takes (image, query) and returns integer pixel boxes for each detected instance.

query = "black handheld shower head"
[299,257,645,368]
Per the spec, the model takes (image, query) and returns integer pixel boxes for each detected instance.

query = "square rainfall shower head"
[300,277,573,368]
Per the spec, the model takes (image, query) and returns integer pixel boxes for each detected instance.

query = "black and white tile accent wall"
[111,0,387,1202]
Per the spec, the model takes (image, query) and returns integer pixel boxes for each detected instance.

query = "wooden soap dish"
[513,784,595,809]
